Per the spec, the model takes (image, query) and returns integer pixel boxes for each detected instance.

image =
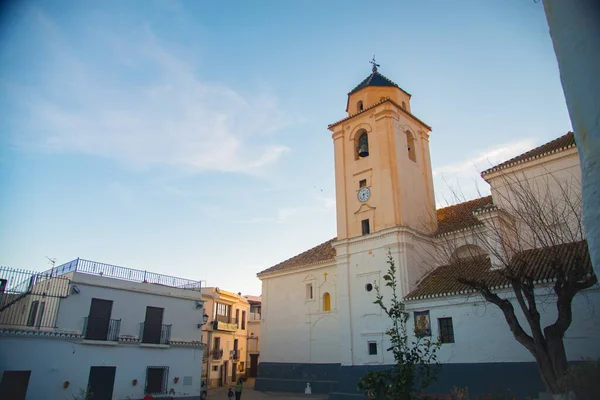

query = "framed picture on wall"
[414,310,431,337]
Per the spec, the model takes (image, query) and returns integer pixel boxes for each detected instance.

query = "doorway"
[0,370,31,400]
[249,354,259,378]
[221,361,229,386]
[88,366,116,400]
[142,306,164,344]
[86,298,113,340]
[232,363,237,383]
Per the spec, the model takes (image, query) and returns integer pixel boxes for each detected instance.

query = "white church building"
[255,65,600,399]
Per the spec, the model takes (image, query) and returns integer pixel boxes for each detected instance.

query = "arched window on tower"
[402,101,407,110]
[323,292,331,312]
[357,132,369,159]
[357,101,364,112]
[406,131,416,162]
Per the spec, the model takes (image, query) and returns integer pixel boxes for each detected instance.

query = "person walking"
[227,387,235,400]
[234,378,243,400]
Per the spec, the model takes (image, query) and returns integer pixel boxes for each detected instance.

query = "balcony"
[232,349,240,360]
[213,320,238,332]
[248,312,261,321]
[139,322,172,345]
[83,317,120,341]
[212,348,223,360]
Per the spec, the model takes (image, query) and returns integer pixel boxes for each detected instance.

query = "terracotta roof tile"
[482,132,576,176]
[405,240,591,301]
[435,196,494,235]
[328,97,431,130]
[257,238,336,277]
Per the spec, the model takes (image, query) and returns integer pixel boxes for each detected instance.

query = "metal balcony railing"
[47,259,204,292]
[83,317,120,341]
[212,348,223,360]
[139,322,172,345]
[232,349,240,360]
[248,312,261,321]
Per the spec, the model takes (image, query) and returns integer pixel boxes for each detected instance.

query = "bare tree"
[423,171,597,396]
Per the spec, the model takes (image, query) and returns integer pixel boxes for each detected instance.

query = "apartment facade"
[200,287,250,388]
[0,259,206,400]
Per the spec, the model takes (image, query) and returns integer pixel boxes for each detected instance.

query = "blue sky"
[0,0,572,295]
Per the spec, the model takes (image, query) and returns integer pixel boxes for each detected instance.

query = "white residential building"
[0,258,207,400]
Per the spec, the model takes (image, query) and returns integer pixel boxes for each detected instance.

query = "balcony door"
[86,299,113,340]
[143,306,164,344]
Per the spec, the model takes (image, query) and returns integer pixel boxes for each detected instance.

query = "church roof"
[348,70,411,97]
[482,132,576,176]
[257,238,337,277]
[405,240,591,301]
[435,196,494,236]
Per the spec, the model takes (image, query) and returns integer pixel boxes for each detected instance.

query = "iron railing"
[47,259,204,291]
[232,349,240,360]
[212,348,223,360]
[83,317,121,341]
[248,312,261,321]
[0,267,70,329]
[139,322,172,345]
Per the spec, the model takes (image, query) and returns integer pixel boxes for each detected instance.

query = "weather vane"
[370,55,380,72]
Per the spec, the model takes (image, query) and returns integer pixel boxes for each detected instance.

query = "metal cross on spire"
[370,55,380,73]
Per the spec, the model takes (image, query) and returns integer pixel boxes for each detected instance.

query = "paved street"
[206,385,329,400]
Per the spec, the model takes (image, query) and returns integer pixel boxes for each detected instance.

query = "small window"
[242,311,246,330]
[27,301,39,327]
[357,101,364,112]
[402,101,407,110]
[406,131,416,162]
[236,309,240,325]
[438,318,455,344]
[368,342,377,355]
[145,366,168,394]
[323,292,331,311]
[361,219,370,235]
[36,301,46,328]
[306,284,313,300]
[359,179,367,188]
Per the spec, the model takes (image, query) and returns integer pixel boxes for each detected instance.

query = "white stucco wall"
[260,263,340,364]
[0,336,203,400]
[55,274,205,342]
[405,287,600,365]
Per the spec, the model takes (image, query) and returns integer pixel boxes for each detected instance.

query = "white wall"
[405,287,600,364]
[56,273,205,342]
[260,263,340,363]
[0,336,203,400]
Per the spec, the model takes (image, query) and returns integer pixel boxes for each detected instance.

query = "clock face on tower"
[357,186,371,202]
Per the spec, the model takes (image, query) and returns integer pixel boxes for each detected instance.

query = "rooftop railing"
[47,259,204,292]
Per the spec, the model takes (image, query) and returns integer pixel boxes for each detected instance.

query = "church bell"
[358,142,369,158]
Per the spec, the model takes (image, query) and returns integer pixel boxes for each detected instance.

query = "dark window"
[361,219,370,235]
[242,311,246,330]
[26,301,39,327]
[35,301,45,328]
[402,101,407,110]
[438,318,454,343]
[145,366,168,395]
[236,309,240,325]
[214,337,221,350]
[368,342,377,355]
[357,101,363,112]
[359,179,367,188]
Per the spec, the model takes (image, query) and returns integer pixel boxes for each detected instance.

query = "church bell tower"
[328,60,437,239]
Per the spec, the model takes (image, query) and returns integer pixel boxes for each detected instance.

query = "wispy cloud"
[233,207,298,224]
[433,138,537,206]
[8,10,295,176]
